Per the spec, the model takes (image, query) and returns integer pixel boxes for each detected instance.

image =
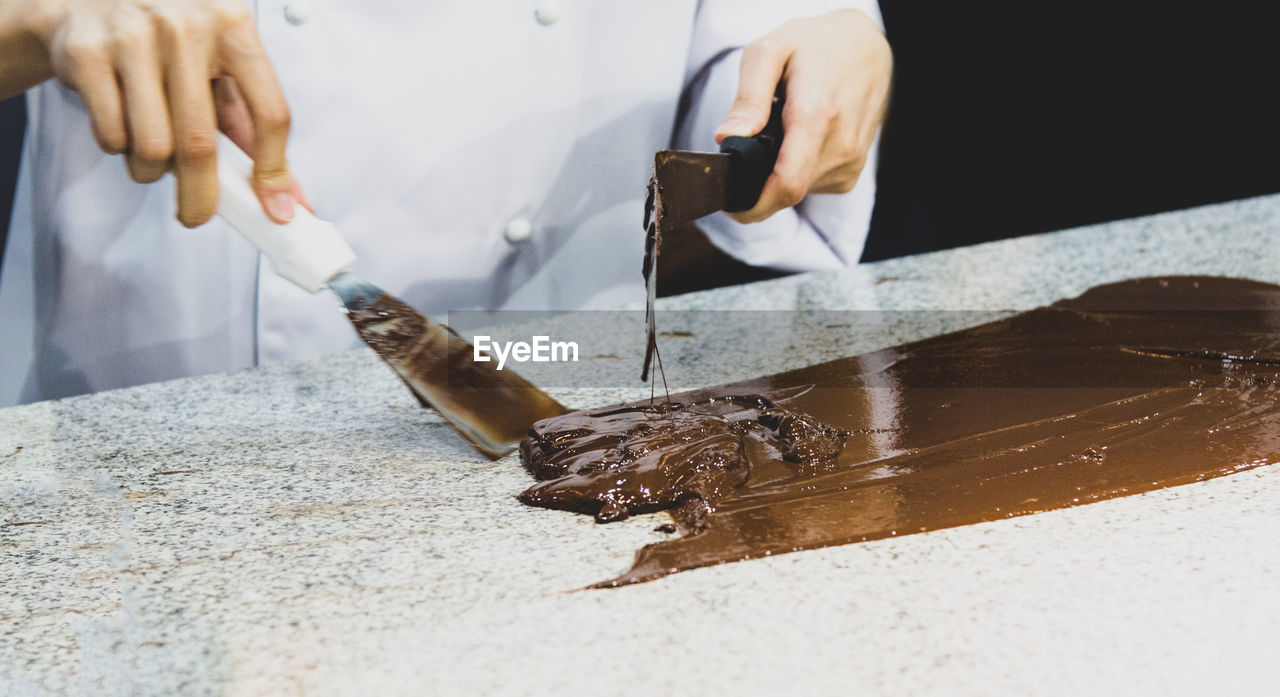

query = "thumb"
[716,42,792,143]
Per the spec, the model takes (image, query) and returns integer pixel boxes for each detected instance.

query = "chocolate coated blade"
[651,150,730,229]
[331,272,568,458]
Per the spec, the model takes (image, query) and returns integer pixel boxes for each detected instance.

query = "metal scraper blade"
[651,150,731,229]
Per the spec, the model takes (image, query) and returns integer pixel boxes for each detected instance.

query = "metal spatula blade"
[215,137,565,458]
[331,272,568,458]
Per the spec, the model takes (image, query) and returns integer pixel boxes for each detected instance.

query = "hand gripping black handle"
[719,91,785,212]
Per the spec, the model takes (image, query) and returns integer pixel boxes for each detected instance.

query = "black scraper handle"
[719,90,785,212]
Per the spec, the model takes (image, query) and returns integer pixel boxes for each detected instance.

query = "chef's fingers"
[808,40,890,194]
[216,77,313,216]
[716,39,793,143]
[115,24,173,184]
[807,103,868,195]
[160,23,218,228]
[53,33,128,154]
[213,77,255,154]
[809,159,865,195]
[727,90,826,224]
[217,20,296,223]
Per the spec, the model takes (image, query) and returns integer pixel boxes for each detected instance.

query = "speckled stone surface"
[4,195,1280,696]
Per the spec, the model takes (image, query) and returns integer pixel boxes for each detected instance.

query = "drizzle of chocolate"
[518,276,1280,588]
[641,172,663,386]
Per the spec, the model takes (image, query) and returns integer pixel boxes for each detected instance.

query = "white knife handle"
[215,136,356,293]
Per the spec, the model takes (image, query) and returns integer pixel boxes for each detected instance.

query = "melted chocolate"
[519,276,1280,587]
[519,396,850,523]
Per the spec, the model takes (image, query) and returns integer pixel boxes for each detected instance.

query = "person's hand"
[13,0,304,226]
[715,9,892,224]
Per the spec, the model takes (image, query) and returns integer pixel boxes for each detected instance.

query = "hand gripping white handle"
[216,136,356,293]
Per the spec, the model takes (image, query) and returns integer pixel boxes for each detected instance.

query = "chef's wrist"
[0,0,61,99]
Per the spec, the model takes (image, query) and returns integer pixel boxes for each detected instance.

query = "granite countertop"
[3,196,1280,696]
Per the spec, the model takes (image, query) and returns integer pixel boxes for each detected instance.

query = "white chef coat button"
[284,1,312,25]
[534,0,564,26]
[504,217,533,244]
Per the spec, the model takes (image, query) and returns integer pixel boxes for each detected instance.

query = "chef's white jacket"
[0,0,882,406]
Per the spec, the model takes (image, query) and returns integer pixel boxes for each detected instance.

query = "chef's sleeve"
[677,0,885,272]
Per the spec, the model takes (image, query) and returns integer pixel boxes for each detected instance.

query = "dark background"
[0,94,22,265]
[862,2,1280,261]
[3,3,1279,274]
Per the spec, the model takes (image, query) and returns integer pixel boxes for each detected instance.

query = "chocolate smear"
[519,396,850,524]
[519,276,1280,587]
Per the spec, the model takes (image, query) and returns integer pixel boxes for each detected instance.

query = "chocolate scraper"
[648,92,785,232]
[642,92,785,379]
[214,137,566,458]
